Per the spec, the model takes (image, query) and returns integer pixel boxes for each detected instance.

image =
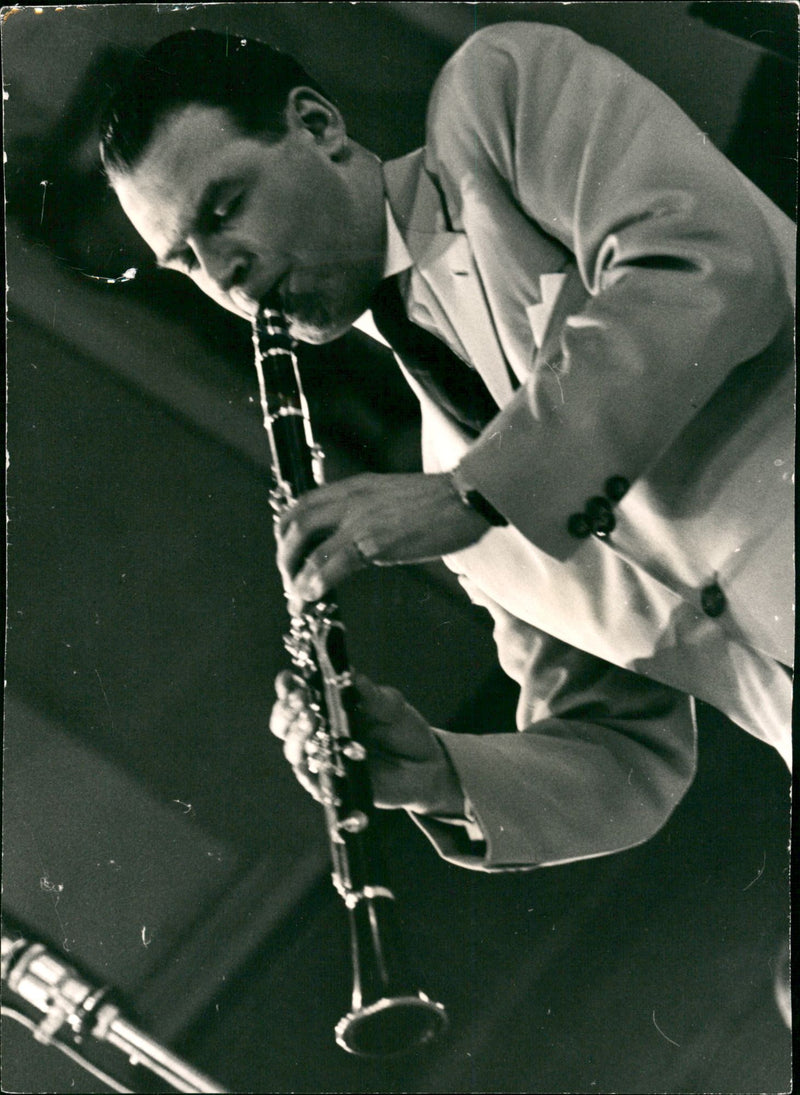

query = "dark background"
[2,4,795,1092]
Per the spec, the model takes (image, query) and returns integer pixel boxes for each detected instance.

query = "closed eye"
[156,181,245,273]
[202,189,243,234]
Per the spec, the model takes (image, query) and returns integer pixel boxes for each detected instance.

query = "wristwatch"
[448,465,508,527]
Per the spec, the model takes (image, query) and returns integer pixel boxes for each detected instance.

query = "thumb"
[352,672,406,727]
[351,672,437,763]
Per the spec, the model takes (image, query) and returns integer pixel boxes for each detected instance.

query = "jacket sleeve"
[411,578,697,871]
[427,22,795,560]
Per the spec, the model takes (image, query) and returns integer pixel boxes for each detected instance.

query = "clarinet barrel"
[252,307,447,1057]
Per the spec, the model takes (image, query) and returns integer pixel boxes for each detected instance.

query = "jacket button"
[585,496,612,520]
[590,510,616,538]
[584,497,615,537]
[567,513,592,539]
[701,582,727,618]
[604,475,630,502]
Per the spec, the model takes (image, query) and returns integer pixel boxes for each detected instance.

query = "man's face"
[112,99,384,343]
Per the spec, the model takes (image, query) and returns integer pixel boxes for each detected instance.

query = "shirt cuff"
[429,795,486,844]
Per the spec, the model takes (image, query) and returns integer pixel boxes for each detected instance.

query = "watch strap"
[448,468,508,527]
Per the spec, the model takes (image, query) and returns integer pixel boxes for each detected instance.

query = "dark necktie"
[369,274,505,438]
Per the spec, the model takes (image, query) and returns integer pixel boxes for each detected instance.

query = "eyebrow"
[157,178,228,268]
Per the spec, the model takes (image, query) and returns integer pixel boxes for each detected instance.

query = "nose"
[190,236,252,297]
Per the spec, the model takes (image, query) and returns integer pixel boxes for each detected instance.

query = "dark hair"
[99,28,328,175]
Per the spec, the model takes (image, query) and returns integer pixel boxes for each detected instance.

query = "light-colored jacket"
[377,24,793,868]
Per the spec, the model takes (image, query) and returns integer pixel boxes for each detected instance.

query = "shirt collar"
[383,198,413,278]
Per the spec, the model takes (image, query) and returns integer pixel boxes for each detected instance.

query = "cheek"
[244,168,307,252]
[235,201,291,264]
[278,165,346,255]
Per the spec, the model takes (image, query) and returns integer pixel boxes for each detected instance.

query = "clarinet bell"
[335,992,448,1057]
[332,891,448,1057]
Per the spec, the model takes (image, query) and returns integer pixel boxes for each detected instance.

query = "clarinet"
[252,306,447,1057]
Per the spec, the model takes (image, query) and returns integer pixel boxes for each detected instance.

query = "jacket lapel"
[383,152,518,408]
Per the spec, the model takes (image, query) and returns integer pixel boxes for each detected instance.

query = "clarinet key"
[342,741,367,762]
[339,811,369,834]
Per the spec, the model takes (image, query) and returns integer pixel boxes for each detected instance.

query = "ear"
[285,87,348,159]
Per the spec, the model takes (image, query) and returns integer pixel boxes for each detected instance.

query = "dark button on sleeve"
[567,513,592,539]
[585,496,615,537]
[585,496,612,520]
[701,582,727,618]
[604,475,630,502]
[590,510,616,537]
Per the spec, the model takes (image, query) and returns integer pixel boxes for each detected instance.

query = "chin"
[286,297,365,345]
[291,319,353,345]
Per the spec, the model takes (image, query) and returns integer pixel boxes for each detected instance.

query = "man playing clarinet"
[100,23,793,873]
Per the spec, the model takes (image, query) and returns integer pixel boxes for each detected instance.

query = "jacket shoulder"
[440,20,588,67]
[425,21,628,171]
[430,21,611,109]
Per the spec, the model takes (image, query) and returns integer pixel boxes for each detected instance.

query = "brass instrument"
[252,307,447,1057]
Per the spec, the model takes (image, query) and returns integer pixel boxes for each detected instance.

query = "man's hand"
[269,669,465,816]
[276,471,489,608]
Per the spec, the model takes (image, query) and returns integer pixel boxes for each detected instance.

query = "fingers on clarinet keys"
[274,669,304,706]
[270,673,314,756]
[302,731,322,773]
[278,706,316,771]
[289,540,372,613]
